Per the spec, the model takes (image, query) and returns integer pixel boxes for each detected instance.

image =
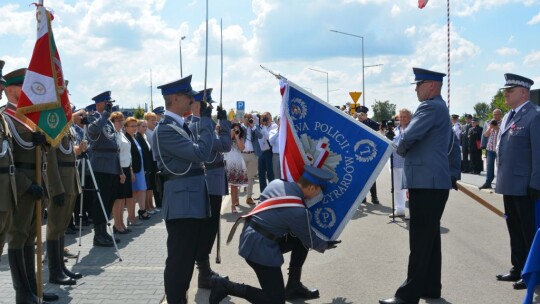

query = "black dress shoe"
[496,272,521,282]
[479,183,492,190]
[379,297,407,304]
[43,292,59,301]
[513,279,526,290]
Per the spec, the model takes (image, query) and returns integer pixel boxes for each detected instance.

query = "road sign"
[349,92,362,103]
[236,101,245,121]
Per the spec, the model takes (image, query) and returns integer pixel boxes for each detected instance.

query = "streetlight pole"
[179,36,186,77]
[330,30,365,106]
[308,67,329,103]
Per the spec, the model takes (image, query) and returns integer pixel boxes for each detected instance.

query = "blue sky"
[1,0,539,117]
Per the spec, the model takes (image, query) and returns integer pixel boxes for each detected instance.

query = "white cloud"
[486,62,515,71]
[524,51,540,65]
[496,47,518,56]
[391,4,401,16]
[528,11,540,24]
[404,26,416,37]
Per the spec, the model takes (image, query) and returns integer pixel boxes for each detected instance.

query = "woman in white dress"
[223,122,248,213]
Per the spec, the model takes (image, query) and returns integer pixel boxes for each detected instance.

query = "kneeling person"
[210,165,340,304]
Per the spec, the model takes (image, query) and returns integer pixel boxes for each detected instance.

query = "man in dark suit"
[151,75,214,304]
[380,67,461,304]
[495,73,540,290]
[460,114,473,172]
[467,117,483,174]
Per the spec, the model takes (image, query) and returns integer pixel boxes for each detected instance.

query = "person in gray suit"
[189,88,232,288]
[151,75,214,304]
[87,91,122,247]
[241,113,263,205]
[380,68,461,304]
[494,73,540,290]
[210,165,340,304]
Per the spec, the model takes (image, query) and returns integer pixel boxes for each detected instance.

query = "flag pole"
[36,1,44,302]
[202,0,209,106]
[219,18,223,108]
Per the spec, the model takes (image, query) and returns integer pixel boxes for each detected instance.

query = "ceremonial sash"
[226,196,304,244]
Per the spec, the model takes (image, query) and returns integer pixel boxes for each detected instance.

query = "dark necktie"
[505,110,515,129]
[183,122,193,139]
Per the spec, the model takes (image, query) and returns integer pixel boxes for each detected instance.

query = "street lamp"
[179,36,186,77]
[308,67,329,103]
[329,88,340,103]
[330,29,367,106]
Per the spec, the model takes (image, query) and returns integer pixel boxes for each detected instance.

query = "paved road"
[1,167,538,303]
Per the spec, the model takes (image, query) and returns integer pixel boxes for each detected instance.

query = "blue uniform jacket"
[397,95,453,189]
[151,114,214,220]
[238,180,328,267]
[495,102,540,196]
[87,111,121,175]
[191,117,232,196]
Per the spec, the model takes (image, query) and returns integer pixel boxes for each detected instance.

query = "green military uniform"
[46,131,82,285]
[4,68,61,303]
[0,60,17,262]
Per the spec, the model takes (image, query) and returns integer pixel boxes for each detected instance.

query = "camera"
[105,101,113,112]
[490,120,498,126]
[234,129,240,135]
[262,117,269,123]
[81,116,90,125]
[248,118,254,124]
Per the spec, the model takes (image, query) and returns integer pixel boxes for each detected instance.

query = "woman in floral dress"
[223,122,248,213]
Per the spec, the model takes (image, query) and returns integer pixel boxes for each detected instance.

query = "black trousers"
[91,172,117,225]
[258,150,275,193]
[395,189,449,303]
[503,195,536,272]
[238,234,309,304]
[164,218,204,304]
[196,194,223,262]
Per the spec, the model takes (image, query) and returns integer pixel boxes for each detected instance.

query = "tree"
[134,105,145,119]
[487,90,510,120]
[372,100,396,123]
[473,102,490,120]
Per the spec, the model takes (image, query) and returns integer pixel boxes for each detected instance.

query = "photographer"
[87,91,122,247]
[479,109,502,189]
[241,113,263,206]
[257,112,276,192]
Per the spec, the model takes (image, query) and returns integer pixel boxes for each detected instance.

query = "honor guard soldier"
[356,105,381,204]
[0,60,17,263]
[151,75,214,304]
[87,90,122,247]
[153,106,165,121]
[46,127,82,285]
[451,114,461,141]
[3,68,60,303]
[190,89,232,289]
[380,68,461,304]
[210,165,340,304]
[495,73,540,290]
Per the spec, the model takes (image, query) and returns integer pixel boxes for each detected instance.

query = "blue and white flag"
[278,78,393,240]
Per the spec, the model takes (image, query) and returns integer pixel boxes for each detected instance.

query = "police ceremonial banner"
[16,5,72,146]
[278,78,393,241]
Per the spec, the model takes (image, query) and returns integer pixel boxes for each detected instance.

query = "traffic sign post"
[349,92,362,114]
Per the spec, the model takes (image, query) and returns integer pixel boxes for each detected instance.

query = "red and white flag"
[16,4,72,147]
[418,0,429,9]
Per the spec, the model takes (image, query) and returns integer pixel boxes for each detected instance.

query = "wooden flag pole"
[35,147,43,304]
[456,182,506,219]
[36,1,44,302]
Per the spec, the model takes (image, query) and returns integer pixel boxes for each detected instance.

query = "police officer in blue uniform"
[380,68,461,304]
[495,73,540,290]
[151,75,214,304]
[210,165,340,304]
[357,105,381,204]
[189,89,232,288]
[87,91,122,247]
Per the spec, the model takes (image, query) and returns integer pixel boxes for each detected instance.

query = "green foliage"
[372,100,396,123]
[487,90,510,120]
[473,102,490,120]
[133,106,145,119]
